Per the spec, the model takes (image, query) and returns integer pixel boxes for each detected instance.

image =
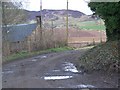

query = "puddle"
[58,87,64,88]
[43,76,73,80]
[34,55,47,59]
[31,59,37,62]
[53,70,60,72]
[45,70,76,76]
[63,62,79,73]
[72,84,95,88]
[40,62,82,81]
[41,56,47,59]
[42,62,80,81]
[2,70,14,74]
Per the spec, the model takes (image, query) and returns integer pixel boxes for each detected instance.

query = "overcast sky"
[24,0,93,15]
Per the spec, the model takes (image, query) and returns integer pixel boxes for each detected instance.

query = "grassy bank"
[3,47,73,63]
[78,41,119,73]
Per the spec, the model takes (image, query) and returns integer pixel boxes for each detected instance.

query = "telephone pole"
[2,2,10,56]
[39,0,43,48]
[100,18,102,43]
[66,0,69,46]
[40,0,42,30]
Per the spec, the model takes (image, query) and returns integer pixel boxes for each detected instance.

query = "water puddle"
[72,84,95,88]
[63,62,79,73]
[41,62,83,81]
[2,70,14,74]
[58,87,65,88]
[31,59,37,62]
[34,55,47,59]
[41,55,47,59]
[52,70,60,72]
[43,76,73,80]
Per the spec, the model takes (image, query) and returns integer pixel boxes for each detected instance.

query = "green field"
[44,17,106,31]
[77,21,106,31]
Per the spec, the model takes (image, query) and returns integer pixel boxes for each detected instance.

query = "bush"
[78,41,119,73]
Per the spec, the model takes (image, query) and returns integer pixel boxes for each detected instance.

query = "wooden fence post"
[27,37,31,53]
[93,38,95,45]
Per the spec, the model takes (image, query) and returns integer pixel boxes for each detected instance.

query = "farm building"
[2,23,37,56]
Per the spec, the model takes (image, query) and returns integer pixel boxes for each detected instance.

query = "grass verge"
[3,47,73,63]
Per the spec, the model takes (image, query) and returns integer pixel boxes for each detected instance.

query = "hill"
[26,9,86,21]
[25,9,105,30]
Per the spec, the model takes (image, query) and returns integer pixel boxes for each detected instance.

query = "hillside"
[25,9,105,30]
[26,9,86,21]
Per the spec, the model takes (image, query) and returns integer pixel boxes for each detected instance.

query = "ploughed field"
[54,29,106,47]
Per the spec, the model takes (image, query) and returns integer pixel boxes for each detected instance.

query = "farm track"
[2,48,118,88]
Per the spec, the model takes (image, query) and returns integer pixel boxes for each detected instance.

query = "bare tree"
[2,0,27,25]
[2,0,28,56]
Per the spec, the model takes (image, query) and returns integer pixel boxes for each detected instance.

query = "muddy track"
[2,49,118,88]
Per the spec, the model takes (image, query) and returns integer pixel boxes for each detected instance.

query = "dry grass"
[4,28,107,55]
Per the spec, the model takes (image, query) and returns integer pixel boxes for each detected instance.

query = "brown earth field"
[53,29,106,47]
[68,29,106,43]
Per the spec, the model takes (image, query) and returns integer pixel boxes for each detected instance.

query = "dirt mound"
[78,41,119,73]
